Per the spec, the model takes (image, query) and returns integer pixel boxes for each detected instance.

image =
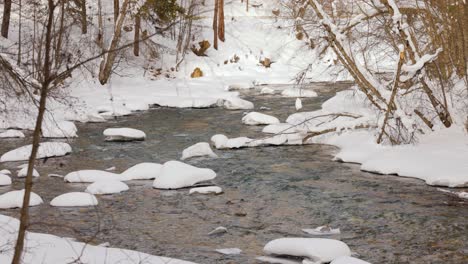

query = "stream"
[0,82,467,264]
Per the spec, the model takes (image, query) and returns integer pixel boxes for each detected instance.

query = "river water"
[0,83,467,264]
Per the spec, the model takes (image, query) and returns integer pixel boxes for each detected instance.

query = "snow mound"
[86,180,129,195]
[0,173,12,186]
[181,142,218,160]
[103,128,146,141]
[0,190,43,208]
[242,112,280,125]
[295,98,303,111]
[303,226,341,236]
[262,123,298,134]
[0,169,11,175]
[281,88,317,98]
[0,142,72,162]
[153,161,216,189]
[223,97,254,110]
[42,120,78,138]
[121,162,162,180]
[211,134,253,149]
[86,113,107,123]
[263,238,351,263]
[189,186,223,194]
[227,83,254,90]
[215,248,242,255]
[64,170,123,183]
[0,130,25,138]
[17,167,40,177]
[331,256,371,264]
[50,192,98,207]
[260,87,276,95]
[208,226,228,235]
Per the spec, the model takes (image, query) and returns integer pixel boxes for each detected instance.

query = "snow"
[295,98,303,111]
[50,192,98,207]
[189,186,223,195]
[0,169,11,175]
[64,170,124,183]
[331,256,371,264]
[0,129,25,138]
[281,88,317,98]
[208,226,228,235]
[0,142,72,162]
[256,256,301,264]
[86,180,129,195]
[42,120,78,138]
[103,128,146,141]
[121,162,162,180]
[211,134,253,149]
[17,167,40,177]
[223,97,255,110]
[242,112,280,125]
[0,214,196,264]
[0,190,43,208]
[263,238,351,263]
[181,142,218,160]
[303,226,341,236]
[0,173,12,186]
[153,161,217,189]
[262,123,298,134]
[261,87,276,95]
[153,96,221,108]
[215,248,242,255]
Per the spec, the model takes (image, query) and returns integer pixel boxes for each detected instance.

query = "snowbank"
[17,167,40,177]
[0,173,12,186]
[189,186,223,194]
[86,180,129,195]
[0,142,72,162]
[0,169,11,175]
[64,170,124,183]
[0,190,43,209]
[153,96,221,108]
[242,112,280,125]
[0,130,25,138]
[153,161,217,189]
[260,87,276,95]
[42,120,78,138]
[281,88,318,98]
[181,142,218,160]
[50,192,98,207]
[121,162,162,180]
[103,128,146,141]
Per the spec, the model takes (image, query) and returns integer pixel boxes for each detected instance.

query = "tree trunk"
[246,0,249,12]
[114,0,120,23]
[17,0,22,64]
[80,0,87,34]
[55,0,66,67]
[213,0,219,50]
[1,0,12,38]
[97,0,104,49]
[99,0,130,85]
[218,0,225,42]
[11,1,56,263]
[133,13,140,56]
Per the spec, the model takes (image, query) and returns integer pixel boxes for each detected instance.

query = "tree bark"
[218,0,225,42]
[1,0,12,38]
[133,13,140,56]
[55,0,66,67]
[80,0,87,34]
[114,0,120,23]
[17,0,22,64]
[213,0,219,50]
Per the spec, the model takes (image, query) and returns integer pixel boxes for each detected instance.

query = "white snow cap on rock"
[86,180,129,195]
[303,226,341,236]
[42,120,78,138]
[0,142,72,162]
[242,112,280,125]
[211,134,252,149]
[0,190,43,209]
[0,130,25,138]
[295,98,303,111]
[0,169,11,175]
[331,256,371,264]
[121,162,162,180]
[281,88,317,98]
[223,97,254,110]
[103,128,146,141]
[0,173,12,186]
[215,248,242,255]
[50,192,98,207]
[260,87,276,95]
[263,238,351,263]
[181,142,218,160]
[64,170,123,183]
[189,186,223,194]
[153,161,216,189]
[17,167,40,177]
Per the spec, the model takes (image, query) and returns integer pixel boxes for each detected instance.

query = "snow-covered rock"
[242,112,280,125]
[0,190,43,208]
[17,167,40,177]
[0,130,25,138]
[0,142,72,162]
[64,170,123,183]
[281,88,317,98]
[0,169,11,175]
[189,186,223,194]
[262,123,298,134]
[153,161,217,189]
[121,162,162,180]
[86,180,129,195]
[228,83,253,90]
[303,226,341,236]
[223,97,254,110]
[247,135,288,147]
[97,105,132,117]
[260,87,276,95]
[215,248,242,255]
[86,113,107,123]
[211,134,253,149]
[181,142,218,160]
[331,256,371,264]
[263,238,351,263]
[211,134,229,149]
[42,120,78,138]
[0,173,12,186]
[50,192,98,207]
[103,128,146,141]
[295,98,303,110]
[208,226,228,235]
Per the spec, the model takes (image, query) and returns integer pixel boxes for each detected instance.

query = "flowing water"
[0,83,467,264]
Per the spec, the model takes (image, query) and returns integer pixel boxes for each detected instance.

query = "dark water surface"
[0,83,467,264]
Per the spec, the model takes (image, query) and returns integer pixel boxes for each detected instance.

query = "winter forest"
[0,0,467,263]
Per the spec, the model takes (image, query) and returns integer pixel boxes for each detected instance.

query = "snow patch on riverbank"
[0,142,72,162]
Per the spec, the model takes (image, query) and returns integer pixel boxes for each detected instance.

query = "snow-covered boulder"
[208,226,228,235]
[227,83,253,90]
[153,161,217,189]
[215,248,242,255]
[281,88,317,98]
[0,173,12,186]
[86,113,107,123]
[189,186,223,194]
[17,167,40,177]
[0,169,11,175]
[121,162,162,180]
[211,134,229,149]
[263,238,351,263]
[260,87,276,95]
[211,134,253,149]
[64,170,123,183]
[242,112,280,125]
[0,142,72,162]
[86,180,129,195]
[97,105,132,117]
[0,190,43,209]
[42,121,78,138]
[303,226,341,236]
[331,256,371,264]
[50,192,98,207]
[295,98,303,110]
[223,97,254,110]
[181,142,218,160]
[0,130,25,138]
[103,128,146,141]
[262,123,298,134]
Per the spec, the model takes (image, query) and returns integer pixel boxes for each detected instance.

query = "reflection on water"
[0,83,467,264]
